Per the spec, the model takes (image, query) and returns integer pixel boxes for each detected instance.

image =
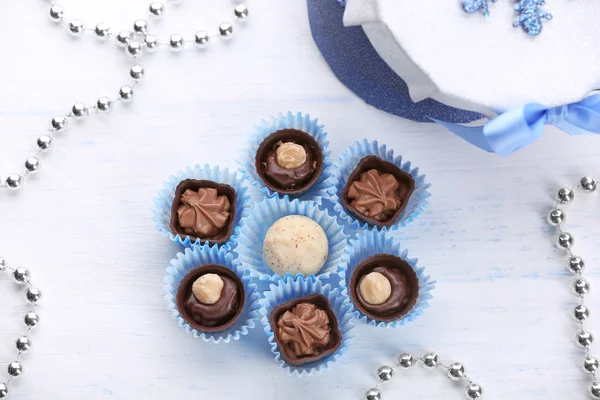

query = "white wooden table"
[1,1,600,399]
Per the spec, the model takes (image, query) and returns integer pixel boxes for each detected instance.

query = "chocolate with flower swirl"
[342,156,415,227]
[270,294,342,366]
[170,179,237,245]
[278,303,331,356]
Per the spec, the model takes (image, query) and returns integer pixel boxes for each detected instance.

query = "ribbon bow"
[433,93,600,156]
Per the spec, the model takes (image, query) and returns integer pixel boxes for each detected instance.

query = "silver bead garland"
[365,352,484,399]
[364,176,598,399]
[0,259,41,399]
[550,177,599,398]
[0,1,249,192]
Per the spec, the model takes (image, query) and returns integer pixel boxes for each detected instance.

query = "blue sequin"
[462,0,497,17]
[513,0,552,36]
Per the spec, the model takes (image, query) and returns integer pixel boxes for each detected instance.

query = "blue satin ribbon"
[432,93,600,156]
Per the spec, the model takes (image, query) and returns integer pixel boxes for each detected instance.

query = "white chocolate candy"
[192,273,224,305]
[359,272,392,305]
[263,215,329,276]
[276,142,307,169]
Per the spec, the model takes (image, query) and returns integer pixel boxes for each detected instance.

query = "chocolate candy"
[270,294,341,366]
[176,264,245,332]
[263,215,329,277]
[255,129,323,194]
[342,156,415,227]
[170,179,237,245]
[350,254,419,321]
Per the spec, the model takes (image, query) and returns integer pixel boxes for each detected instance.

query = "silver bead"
[94,23,111,39]
[169,34,184,51]
[447,362,465,381]
[13,267,30,284]
[5,174,23,191]
[7,362,23,378]
[422,353,439,368]
[576,331,594,348]
[547,208,565,226]
[25,158,40,174]
[556,188,574,205]
[0,258,5,272]
[16,336,32,353]
[580,177,597,193]
[0,383,7,398]
[365,388,381,400]
[116,30,133,47]
[568,256,585,275]
[68,20,85,37]
[96,97,112,113]
[37,135,53,152]
[465,383,483,400]
[574,305,590,322]
[583,356,599,374]
[398,353,416,368]
[24,312,39,328]
[49,5,64,22]
[377,365,394,382]
[194,31,210,47]
[144,35,158,51]
[126,41,143,58]
[130,65,145,80]
[234,4,249,19]
[26,288,42,303]
[119,86,134,102]
[133,19,148,35]
[51,116,68,132]
[149,2,165,17]
[574,278,590,297]
[589,381,600,399]
[72,102,88,119]
[556,232,574,250]
[219,23,234,38]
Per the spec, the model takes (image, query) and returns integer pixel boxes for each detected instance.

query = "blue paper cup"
[164,244,261,343]
[235,196,350,282]
[338,230,435,327]
[327,139,431,231]
[259,275,355,376]
[152,164,251,248]
[238,111,332,203]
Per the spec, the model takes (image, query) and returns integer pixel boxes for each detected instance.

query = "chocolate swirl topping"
[177,187,231,237]
[347,169,401,222]
[277,302,331,357]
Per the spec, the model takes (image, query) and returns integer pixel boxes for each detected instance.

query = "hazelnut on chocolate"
[176,265,245,332]
[359,271,392,305]
[276,142,307,169]
[255,129,324,195]
[350,254,419,322]
[192,273,224,305]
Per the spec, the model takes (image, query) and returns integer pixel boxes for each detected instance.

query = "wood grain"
[1,1,599,399]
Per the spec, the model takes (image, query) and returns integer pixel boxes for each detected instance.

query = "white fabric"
[345,0,600,113]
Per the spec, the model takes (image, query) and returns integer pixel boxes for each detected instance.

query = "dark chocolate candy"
[269,294,341,366]
[342,156,415,227]
[176,264,245,333]
[170,179,237,245]
[350,254,419,322]
[255,129,323,195]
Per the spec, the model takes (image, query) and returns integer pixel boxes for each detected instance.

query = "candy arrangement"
[152,112,434,374]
